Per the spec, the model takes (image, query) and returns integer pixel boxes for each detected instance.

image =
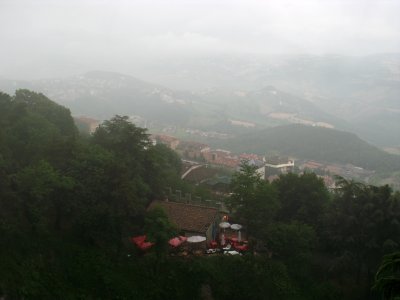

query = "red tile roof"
[148,201,219,234]
[151,134,179,143]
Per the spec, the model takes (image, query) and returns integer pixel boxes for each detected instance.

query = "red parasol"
[131,235,146,246]
[169,237,182,247]
[169,236,188,247]
[139,241,154,250]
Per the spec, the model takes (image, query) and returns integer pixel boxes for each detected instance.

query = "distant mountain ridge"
[196,86,349,131]
[0,71,199,126]
[1,54,399,147]
[137,53,400,146]
[0,70,347,132]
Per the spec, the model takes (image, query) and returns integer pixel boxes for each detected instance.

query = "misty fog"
[1,0,399,80]
[2,1,400,299]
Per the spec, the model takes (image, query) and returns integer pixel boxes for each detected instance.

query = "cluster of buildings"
[256,156,295,181]
[298,159,375,183]
[145,135,384,251]
[151,134,377,190]
[151,134,257,169]
[152,134,296,181]
[202,149,242,168]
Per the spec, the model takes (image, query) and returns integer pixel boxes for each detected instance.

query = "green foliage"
[92,115,148,157]
[374,252,400,300]
[144,206,177,258]
[13,89,78,137]
[229,162,262,210]
[265,221,316,262]
[143,143,182,198]
[328,178,400,266]
[323,178,400,298]
[0,90,78,169]
[203,255,295,300]
[273,172,329,228]
[1,89,400,299]
[14,160,75,233]
[229,162,279,238]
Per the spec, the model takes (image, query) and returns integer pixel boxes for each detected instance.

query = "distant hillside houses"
[176,140,210,160]
[203,149,241,169]
[151,134,180,150]
[152,134,297,173]
[158,134,352,189]
[298,159,375,181]
[256,156,295,181]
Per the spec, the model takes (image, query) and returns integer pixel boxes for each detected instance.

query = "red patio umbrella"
[131,235,154,250]
[169,236,188,247]
[138,241,154,250]
[169,237,182,247]
[131,235,146,247]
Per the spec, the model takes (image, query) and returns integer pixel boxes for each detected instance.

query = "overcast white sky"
[1,0,399,79]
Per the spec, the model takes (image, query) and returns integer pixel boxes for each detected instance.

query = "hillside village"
[75,116,397,191]
[151,133,376,190]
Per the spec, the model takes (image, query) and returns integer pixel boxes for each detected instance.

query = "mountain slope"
[139,54,400,146]
[1,65,397,147]
[222,124,400,172]
[0,71,348,132]
[0,71,200,125]
[198,86,348,130]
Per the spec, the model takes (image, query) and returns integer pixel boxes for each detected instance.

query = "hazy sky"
[1,0,399,79]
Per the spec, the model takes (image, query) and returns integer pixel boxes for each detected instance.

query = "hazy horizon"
[1,0,400,80]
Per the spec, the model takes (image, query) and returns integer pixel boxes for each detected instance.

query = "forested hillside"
[223,124,400,172]
[0,90,399,299]
[0,90,185,298]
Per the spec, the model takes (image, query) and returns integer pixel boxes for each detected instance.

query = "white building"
[256,157,295,180]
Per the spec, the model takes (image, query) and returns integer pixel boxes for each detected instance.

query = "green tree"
[265,221,316,261]
[229,162,279,238]
[92,115,149,162]
[67,142,148,250]
[13,89,77,138]
[327,177,400,296]
[14,160,75,233]
[374,252,400,300]
[273,172,329,228]
[143,143,182,199]
[144,206,177,258]
[87,116,154,249]
[1,90,78,169]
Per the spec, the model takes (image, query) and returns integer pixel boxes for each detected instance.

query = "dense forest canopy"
[0,90,399,299]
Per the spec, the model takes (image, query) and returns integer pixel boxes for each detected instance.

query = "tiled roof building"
[148,201,219,243]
